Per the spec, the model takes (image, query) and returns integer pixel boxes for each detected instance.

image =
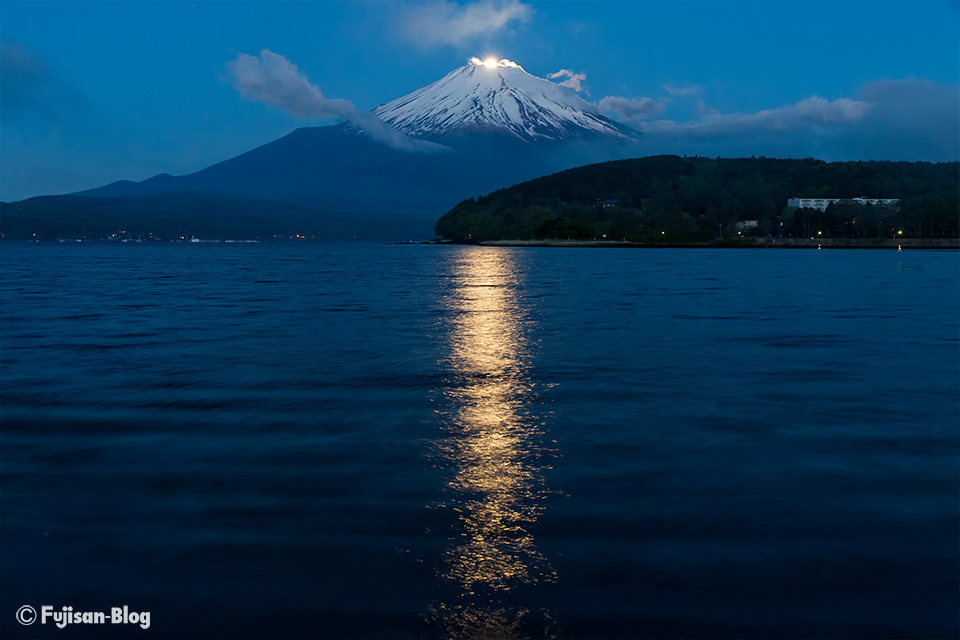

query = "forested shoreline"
[435,156,959,243]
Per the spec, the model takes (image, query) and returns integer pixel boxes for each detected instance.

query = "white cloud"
[400,0,533,48]
[549,68,587,93]
[598,96,665,121]
[225,50,446,153]
[625,81,958,162]
[636,95,870,137]
[227,50,354,120]
[840,79,959,161]
[469,57,520,68]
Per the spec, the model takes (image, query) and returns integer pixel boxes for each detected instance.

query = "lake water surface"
[2,243,957,639]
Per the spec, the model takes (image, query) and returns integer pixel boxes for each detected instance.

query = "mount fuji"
[375,58,639,143]
[18,60,643,240]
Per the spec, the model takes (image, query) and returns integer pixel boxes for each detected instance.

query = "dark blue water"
[2,243,957,639]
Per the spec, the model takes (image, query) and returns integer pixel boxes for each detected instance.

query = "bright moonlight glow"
[483,58,497,69]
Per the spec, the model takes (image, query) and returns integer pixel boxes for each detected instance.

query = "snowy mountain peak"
[373,59,639,142]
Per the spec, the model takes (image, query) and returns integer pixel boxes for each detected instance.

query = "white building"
[787,197,899,211]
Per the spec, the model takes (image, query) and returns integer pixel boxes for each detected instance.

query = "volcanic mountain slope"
[64,59,642,238]
[375,58,639,142]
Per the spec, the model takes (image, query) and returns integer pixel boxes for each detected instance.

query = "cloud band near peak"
[225,49,445,153]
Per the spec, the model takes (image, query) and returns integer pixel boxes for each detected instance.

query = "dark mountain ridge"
[4,60,651,240]
[0,191,421,241]
[75,123,642,208]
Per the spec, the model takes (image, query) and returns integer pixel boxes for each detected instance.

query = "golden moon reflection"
[431,248,555,636]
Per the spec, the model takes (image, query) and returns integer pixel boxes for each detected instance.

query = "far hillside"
[0,191,425,242]
[434,156,959,242]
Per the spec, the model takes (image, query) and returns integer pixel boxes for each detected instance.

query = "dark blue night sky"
[2,0,958,202]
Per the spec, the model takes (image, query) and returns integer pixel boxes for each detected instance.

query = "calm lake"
[2,243,957,639]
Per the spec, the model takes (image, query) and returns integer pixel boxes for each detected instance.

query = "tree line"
[434,156,959,242]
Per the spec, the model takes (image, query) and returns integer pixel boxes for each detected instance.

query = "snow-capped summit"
[374,58,639,142]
